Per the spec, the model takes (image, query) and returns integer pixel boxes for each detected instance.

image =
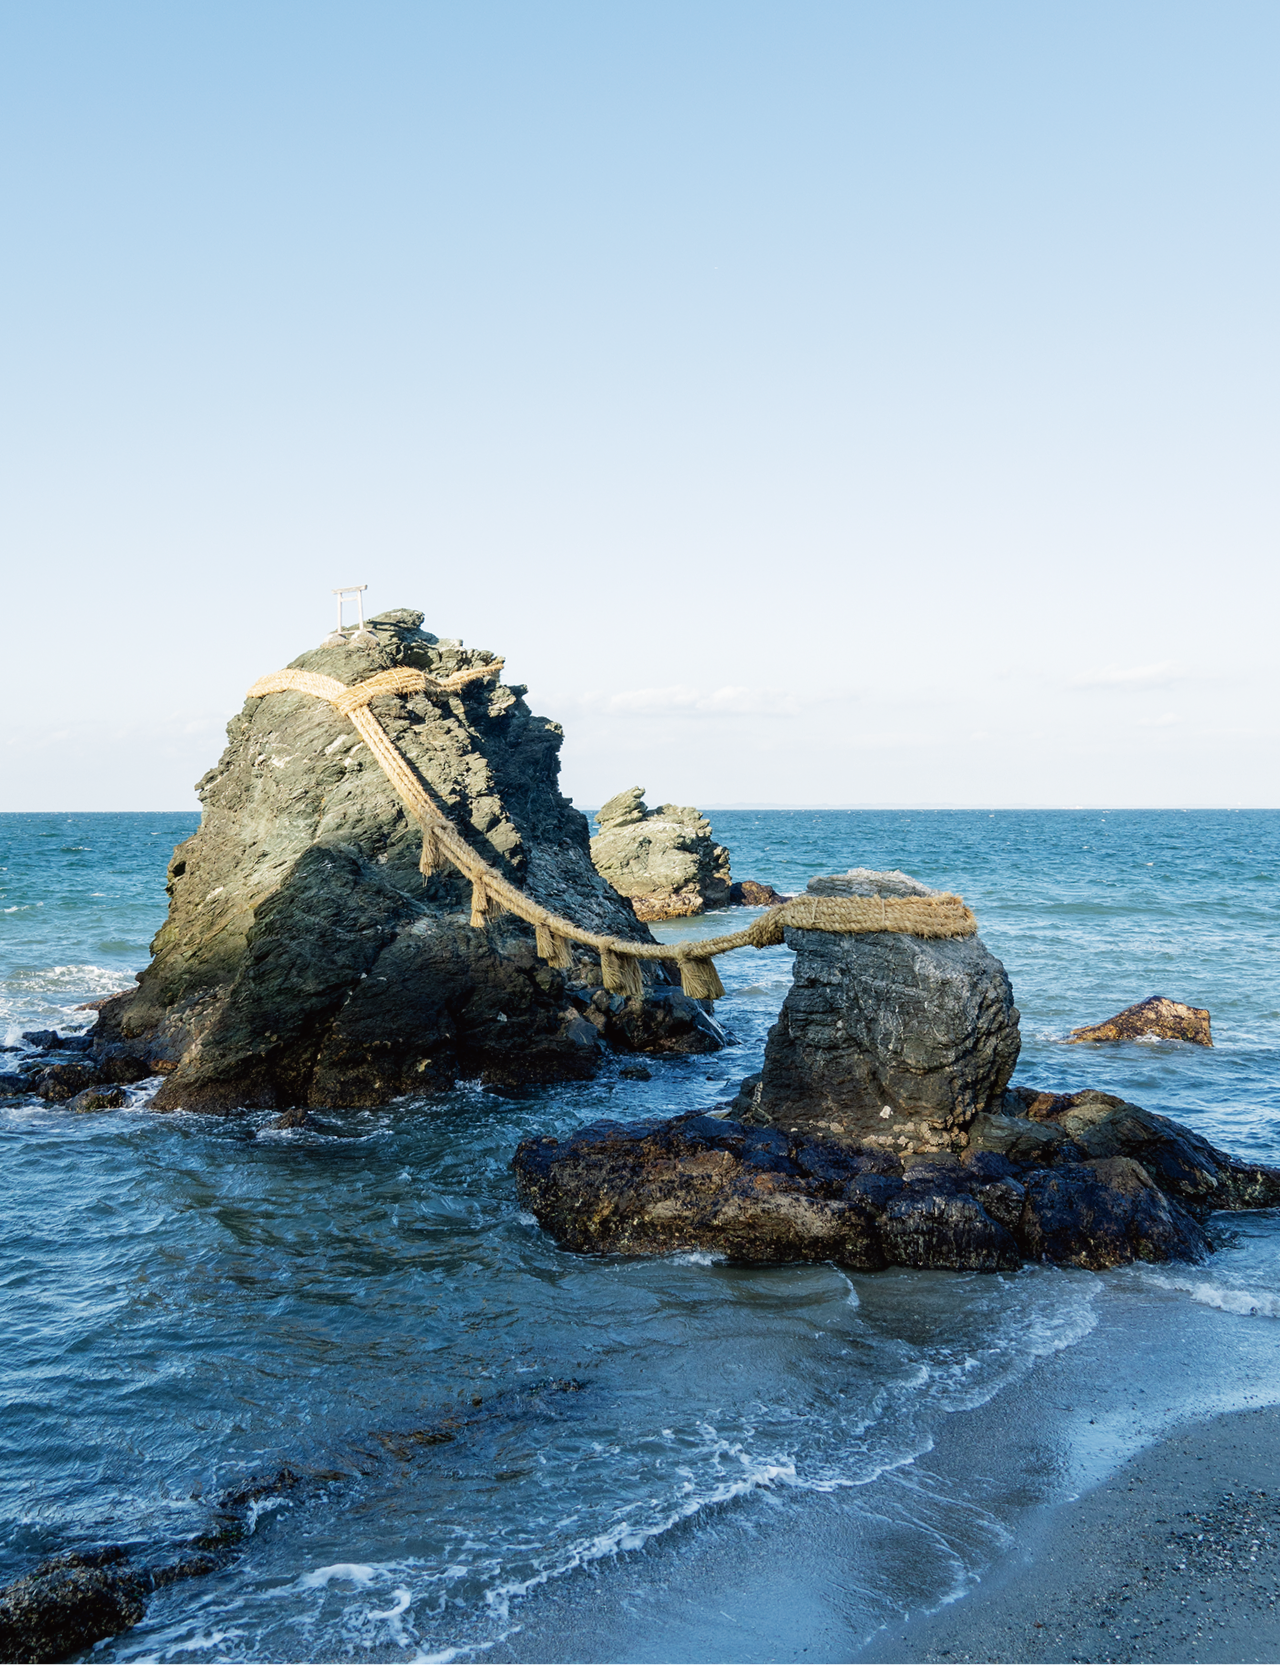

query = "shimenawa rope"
[246,663,977,1002]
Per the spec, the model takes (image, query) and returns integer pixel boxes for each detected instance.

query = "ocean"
[1,809,1278,1663]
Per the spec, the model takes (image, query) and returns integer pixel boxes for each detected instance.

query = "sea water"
[0,810,1277,1663]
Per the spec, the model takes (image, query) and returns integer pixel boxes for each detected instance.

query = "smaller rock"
[590,788,731,919]
[0,1073,32,1096]
[729,880,787,906]
[69,1087,128,1113]
[20,1030,61,1049]
[272,1105,309,1129]
[619,1064,652,1081]
[1068,996,1212,1046]
[35,1061,101,1102]
[0,1549,147,1664]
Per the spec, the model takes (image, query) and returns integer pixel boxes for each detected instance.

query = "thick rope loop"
[245,663,978,1004]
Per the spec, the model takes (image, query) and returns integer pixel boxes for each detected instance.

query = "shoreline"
[489,1275,1280,1666]
[860,1403,1280,1665]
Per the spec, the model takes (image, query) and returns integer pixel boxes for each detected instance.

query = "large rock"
[83,610,720,1113]
[748,870,1020,1155]
[1069,995,1212,1046]
[590,788,731,920]
[514,1092,1280,1273]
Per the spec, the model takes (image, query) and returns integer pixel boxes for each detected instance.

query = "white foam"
[299,1562,379,1588]
[368,1586,412,1620]
[1150,1272,1280,1318]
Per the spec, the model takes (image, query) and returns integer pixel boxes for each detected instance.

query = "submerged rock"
[513,1091,1280,1273]
[78,610,719,1114]
[1069,995,1212,1046]
[747,869,1020,1154]
[590,788,732,919]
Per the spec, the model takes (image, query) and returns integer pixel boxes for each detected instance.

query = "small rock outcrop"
[590,789,731,920]
[0,1550,148,1665]
[69,611,720,1114]
[730,880,787,906]
[513,1093,1280,1273]
[745,870,1020,1155]
[1069,996,1212,1046]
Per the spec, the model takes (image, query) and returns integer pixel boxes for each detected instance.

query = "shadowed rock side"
[69,610,720,1113]
[513,1092,1280,1273]
[1069,994,1213,1046]
[590,788,732,920]
[745,869,1020,1154]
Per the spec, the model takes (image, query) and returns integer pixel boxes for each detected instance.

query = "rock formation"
[742,869,1020,1155]
[514,868,1280,1272]
[730,880,787,906]
[590,788,732,920]
[55,611,719,1114]
[513,1091,1280,1273]
[1069,996,1212,1046]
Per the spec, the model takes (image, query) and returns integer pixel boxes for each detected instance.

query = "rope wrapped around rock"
[246,664,978,1002]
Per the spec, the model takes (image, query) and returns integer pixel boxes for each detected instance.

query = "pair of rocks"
[589,788,732,919]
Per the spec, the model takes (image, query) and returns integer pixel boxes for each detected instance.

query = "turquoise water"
[1,810,1277,1662]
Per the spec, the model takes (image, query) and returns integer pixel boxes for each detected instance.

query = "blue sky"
[2,2,1276,808]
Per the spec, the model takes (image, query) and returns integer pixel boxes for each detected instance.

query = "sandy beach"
[485,1276,1280,1666]
[863,1403,1280,1664]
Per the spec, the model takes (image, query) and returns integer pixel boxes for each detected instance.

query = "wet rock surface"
[0,1545,219,1665]
[57,612,719,1114]
[513,1087,1280,1272]
[1069,994,1213,1046]
[590,788,732,919]
[750,869,1021,1154]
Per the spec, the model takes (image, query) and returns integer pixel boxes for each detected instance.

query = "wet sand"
[862,1404,1280,1665]
[493,1280,1280,1665]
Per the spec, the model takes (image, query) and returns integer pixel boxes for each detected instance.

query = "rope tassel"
[600,946,644,1001]
[535,922,575,969]
[678,956,725,1002]
[418,824,443,879]
[470,877,491,929]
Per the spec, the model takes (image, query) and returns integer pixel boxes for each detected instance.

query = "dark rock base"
[514,1092,1280,1273]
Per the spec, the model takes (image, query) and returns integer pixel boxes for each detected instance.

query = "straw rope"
[245,663,978,1002]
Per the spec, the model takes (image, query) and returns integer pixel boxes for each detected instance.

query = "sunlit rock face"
[88,610,720,1114]
[746,869,1021,1155]
[590,788,732,920]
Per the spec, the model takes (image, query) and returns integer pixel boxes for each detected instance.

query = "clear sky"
[2,2,1276,811]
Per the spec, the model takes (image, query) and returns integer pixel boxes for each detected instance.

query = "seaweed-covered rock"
[0,1549,147,1665]
[590,788,732,920]
[751,869,1020,1154]
[1069,996,1212,1046]
[81,611,720,1114]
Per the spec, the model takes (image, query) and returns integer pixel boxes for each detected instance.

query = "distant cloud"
[1069,661,1187,690]
[561,685,806,718]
